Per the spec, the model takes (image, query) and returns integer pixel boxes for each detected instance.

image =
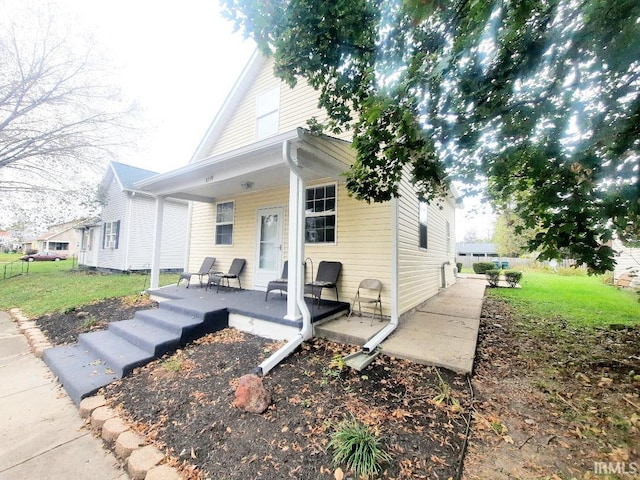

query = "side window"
[103,221,120,249]
[256,87,280,139]
[419,202,428,249]
[215,201,234,245]
[305,184,336,244]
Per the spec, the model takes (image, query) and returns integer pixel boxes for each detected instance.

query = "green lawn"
[0,253,176,317]
[488,271,640,327]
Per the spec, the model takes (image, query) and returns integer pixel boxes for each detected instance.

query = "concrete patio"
[316,275,487,374]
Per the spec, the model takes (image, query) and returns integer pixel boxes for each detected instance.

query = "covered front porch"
[151,283,351,333]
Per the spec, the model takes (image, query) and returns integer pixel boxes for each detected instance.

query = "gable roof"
[109,161,159,192]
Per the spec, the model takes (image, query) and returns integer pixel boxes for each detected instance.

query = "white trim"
[304,182,338,245]
[214,200,235,246]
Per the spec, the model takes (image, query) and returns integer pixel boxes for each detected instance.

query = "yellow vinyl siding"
[188,188,290,289]
[397,173,457,315]
[304,181,393,316]
[187,181,394,316]
[205,58,338,158]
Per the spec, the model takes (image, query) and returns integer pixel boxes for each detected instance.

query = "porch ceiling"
[135,128,356,203]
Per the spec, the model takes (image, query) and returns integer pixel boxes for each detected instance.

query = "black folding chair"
[177,257,216,288]
[208,258,246,292]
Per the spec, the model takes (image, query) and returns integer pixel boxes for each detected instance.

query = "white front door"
[254,206,284,289]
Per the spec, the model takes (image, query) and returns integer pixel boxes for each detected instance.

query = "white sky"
[59,0,255,173]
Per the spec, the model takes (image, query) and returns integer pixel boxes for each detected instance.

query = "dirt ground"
[35,293,639,479]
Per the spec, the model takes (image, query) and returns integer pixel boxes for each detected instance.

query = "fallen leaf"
[334,467,344,480]
[503,435,514,444]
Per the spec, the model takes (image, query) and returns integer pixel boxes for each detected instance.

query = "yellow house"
[138,51,458,372]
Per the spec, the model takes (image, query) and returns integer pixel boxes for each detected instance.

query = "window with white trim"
[255,87,280,138]
[419,202,428,249]
[103,221,120,249]
[215,201,234,245]
[305,184,336,244]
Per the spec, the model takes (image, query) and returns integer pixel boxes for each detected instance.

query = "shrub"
[504,270,523,287]
[456,262,463,273]
[485,269,501,287]
[473,262,496,274]
[329,418,392,479]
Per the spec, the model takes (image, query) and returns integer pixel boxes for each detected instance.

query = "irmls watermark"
[593,461,639,476]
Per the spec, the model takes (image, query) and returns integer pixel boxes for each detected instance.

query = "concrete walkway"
[316,276,486,374]
[0,311,128,480]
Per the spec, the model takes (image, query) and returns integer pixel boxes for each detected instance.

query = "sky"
[2,0,494,241]
[60,0,255,173]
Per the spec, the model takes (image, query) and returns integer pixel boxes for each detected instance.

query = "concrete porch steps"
[43,302,228,405]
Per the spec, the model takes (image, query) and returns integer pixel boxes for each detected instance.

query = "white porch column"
[149,196,165,290]
[285,169,305,321]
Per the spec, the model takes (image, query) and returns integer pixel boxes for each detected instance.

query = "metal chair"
[177,257,216,288]
[265,261,289,301]
[304,261,342,303]
[348,278,383,324]
[208,258,246,292]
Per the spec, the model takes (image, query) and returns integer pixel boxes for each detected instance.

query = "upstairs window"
[215,201,234,245]
[305,184,336,244]
[255,87,280,138]
[103,221,120,249]
[419,202,428,249]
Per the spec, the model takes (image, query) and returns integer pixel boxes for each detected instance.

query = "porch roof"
[135,128,356,202]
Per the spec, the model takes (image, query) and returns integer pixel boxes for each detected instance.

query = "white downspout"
[256,140,312,375]
[362,196,399,353]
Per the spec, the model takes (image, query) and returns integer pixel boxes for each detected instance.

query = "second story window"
[215,201,234,245]
[256,87,280,139]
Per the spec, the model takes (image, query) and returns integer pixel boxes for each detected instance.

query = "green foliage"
[485,269,501,287]
[81,317,100,329]
[473,262,495,274]
[328,417,392,479]
[456,262,463,273]
[432,368,462,413]
[504,270,523,287]
[221,0,640,274]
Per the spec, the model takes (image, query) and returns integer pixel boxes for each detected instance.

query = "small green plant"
[82,317,100,329]
[485,269,501,287]
[456,262,463,273]
[323,354,346,378]
[328,417,392,479]
[432,368,462,412]
[473,262,496,274]
[162,357,184,372]
[504,270,523,287]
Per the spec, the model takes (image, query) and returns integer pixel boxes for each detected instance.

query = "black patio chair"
[304,261,342,303]
[208,258,246,293]
[177,257,216,288]
[265,261,289,301]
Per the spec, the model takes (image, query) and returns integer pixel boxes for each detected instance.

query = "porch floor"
[149,283,350,328]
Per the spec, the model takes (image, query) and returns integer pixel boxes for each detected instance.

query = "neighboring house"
[33,220,84,257]
[456,242,498,257]
[0,231,10,251]
[613,239,640,288]
[138,51,458,325]
[77,161,189,272]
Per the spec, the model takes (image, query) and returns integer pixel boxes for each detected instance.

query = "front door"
[254,206,284,288]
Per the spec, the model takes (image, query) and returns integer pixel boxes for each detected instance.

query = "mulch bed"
[35,295,472,480]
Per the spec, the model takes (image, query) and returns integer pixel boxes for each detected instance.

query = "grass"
[0,252,176,317]
[488,271,640,327]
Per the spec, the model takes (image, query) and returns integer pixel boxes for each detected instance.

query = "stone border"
[9,308,53,358]
[8,308,183,480]
[80,395,182,480]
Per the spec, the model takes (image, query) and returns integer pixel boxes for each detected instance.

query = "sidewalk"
[0,311,128,480]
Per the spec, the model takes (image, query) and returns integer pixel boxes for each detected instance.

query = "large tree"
[0,3,136,227]
[222,0,639,273]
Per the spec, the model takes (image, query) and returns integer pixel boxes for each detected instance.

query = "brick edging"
[80,395,183,480]
[9,308,53,358]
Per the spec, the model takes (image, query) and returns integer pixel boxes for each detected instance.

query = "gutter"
[255,140,312,376]
[362,196,400,353]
